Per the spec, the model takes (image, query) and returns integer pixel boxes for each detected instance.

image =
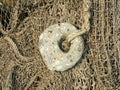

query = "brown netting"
[0,0,119,90]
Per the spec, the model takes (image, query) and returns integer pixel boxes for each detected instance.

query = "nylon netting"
[0,0,119,90]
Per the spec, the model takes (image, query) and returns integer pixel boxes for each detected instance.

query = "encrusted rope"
[62,0,91,52]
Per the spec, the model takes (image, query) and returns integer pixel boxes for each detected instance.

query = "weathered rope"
[62,0,91,52]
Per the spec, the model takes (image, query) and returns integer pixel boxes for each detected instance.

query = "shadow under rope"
[5,65,19,90]
[11,65,19,90]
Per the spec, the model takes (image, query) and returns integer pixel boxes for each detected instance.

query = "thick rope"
[62,0,91,52]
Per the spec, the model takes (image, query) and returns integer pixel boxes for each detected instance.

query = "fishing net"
[0,0,119,90]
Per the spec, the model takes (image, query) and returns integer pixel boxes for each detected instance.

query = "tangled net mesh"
[0,0,119,90]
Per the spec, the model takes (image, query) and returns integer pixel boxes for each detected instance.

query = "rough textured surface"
[0,0,119,90]
[39,23,84,71]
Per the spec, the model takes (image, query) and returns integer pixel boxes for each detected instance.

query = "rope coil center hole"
[58,36,71,52]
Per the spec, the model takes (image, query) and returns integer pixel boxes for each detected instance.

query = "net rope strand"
[62,0,91,52]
